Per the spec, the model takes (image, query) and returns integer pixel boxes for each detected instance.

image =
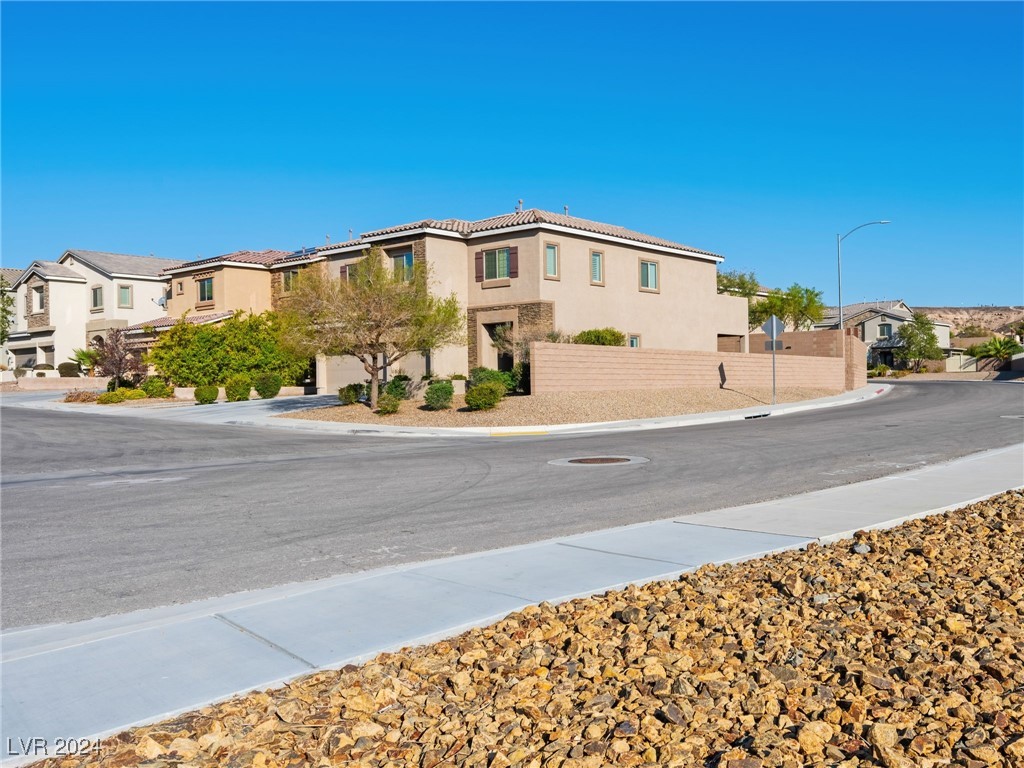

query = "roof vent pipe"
[564,205,569,215]
[516,199,523,212]
[349,229,353,241]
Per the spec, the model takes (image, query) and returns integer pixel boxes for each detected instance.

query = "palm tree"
[978,337,1023,363]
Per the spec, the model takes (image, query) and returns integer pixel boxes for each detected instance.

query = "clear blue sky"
[2,1,1021,307]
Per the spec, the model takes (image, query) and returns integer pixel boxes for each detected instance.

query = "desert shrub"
[224,374,252,402]
[338,382,365,405]
[874,364,891,377]
[122,389,148,400]
[253,372,283,399]
[63,390,100,403]
[465,380,505,410]
[58,362,81,377]
[141,378,173,398]
[424,380,454,410]
[469,367,513,394]
[194,385,219,404]
[106,377,135,392]
[376,392,401,414]
[14,368,30,378]
[384,374,412,400]
[512,361,530,394]
[573,327,626,346]
[97,390,128,404]
[33,363,55,370]
[35,372,46,377]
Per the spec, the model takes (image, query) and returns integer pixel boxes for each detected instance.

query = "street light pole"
[837,220,891,329]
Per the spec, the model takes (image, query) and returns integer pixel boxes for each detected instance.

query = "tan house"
[6,250,182,369]
[161,248,323,319]
[315,209,749,385]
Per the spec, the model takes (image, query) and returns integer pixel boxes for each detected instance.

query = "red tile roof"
[125,311,234,332]
[348,209,721,258]
[163,250,295,273]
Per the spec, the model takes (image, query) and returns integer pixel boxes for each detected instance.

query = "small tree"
[92,328,146,389]
[749,283,825,330]
[894,313,943,372]
[0,274,14,347]
[717,269,760,298]
[281,247,464,408]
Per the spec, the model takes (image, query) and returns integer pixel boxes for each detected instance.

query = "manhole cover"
[548,456,649,467]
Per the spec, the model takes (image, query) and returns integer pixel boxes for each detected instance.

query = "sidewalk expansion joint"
[212,614,317,670]
[554,542,694,566]
[670,519,814,540]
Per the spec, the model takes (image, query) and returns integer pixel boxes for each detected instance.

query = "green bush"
[14,368,30,378]
[33,363,55,370]
[194,385,219,404]
[469,367,513,394]
[573,327,626,346]
[376,392,401,414]
[450,373,467,381]
[253,372,283,399]
[224,374,252,402]
[58,362,81,377]
[465,380,505,410]
[338,382,365,405]
[122,389,148,400]
[424,380,454,410]
[141,378,173,398]
[384,374,412,400]
[106,377,135,392]
[97,390,128,404]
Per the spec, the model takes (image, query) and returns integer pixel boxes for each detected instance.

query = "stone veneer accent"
[412,237,426,265]
[467,300,555,369]
[25,275,50,328]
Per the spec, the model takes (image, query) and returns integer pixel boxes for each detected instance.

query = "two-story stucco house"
[160,248,324,319]
[6,250,182,369]
[813,300,953,367]
[315,209,749,383]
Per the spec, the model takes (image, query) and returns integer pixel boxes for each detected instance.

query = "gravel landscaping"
[281,387,841,428]
[38,490,1024,768]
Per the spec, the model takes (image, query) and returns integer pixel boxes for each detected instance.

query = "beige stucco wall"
[462,230,746,353]
[423,234,471,377]
[166,266,271,316]
[530,335,867,393]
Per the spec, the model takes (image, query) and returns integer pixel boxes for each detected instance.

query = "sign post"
[761,315,785,405]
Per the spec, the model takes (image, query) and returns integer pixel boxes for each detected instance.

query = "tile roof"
[19,261,86,281]
[64,249,183,277]
[164,250,296,273]
[821,300,910,322]
[0,268,22,286]
[354,209,722,258]
[125,311,235,332]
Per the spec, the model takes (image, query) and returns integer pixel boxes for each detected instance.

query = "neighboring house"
[161,248,323,319]
[1,267,21,369]
[6,250,182,369]
[812,300,954,367]
[316,208,749,380]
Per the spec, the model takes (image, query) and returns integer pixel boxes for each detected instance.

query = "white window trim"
[117,284,133,309]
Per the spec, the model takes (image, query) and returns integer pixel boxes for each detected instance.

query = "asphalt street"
[2,380,1022,628]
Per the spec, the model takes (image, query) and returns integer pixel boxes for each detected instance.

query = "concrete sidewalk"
[2,442,1021,765]
[0,383,892,437]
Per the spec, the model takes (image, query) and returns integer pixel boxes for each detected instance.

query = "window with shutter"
[590,251,604,285]
[474,251,484,282]
[483,248,510,280]
[339,264,349,281]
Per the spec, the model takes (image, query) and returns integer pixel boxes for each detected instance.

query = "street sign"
[761,315,785,340]
[765,340,783,351]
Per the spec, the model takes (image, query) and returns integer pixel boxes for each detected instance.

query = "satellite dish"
[153,296,167,307]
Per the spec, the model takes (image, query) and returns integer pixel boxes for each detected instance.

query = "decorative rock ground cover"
[37,491,1024,768]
